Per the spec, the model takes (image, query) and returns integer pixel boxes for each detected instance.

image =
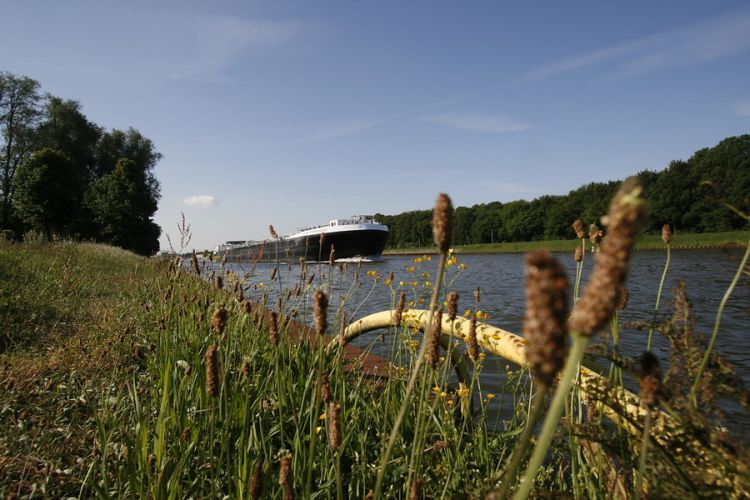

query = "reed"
[2,188,748,498]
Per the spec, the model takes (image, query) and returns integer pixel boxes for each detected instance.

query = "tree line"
[377,135,750,248]
[0,71,161,255]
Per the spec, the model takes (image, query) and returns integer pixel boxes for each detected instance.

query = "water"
[223,248,750,432]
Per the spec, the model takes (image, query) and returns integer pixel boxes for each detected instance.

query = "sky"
[2,0,749,250]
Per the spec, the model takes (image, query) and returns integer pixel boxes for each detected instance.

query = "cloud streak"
[422,113,531,133]
[168,16,306,82]
[517,6,750,84]
[184,195,217,207]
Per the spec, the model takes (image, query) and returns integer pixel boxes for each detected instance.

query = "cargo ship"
[216,215,389,262]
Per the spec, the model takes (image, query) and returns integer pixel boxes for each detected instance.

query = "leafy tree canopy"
[13,148,87,239]
[85,158,160,255]
[381,135,750,248]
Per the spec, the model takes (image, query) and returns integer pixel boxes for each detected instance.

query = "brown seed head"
[467,313,479,361]
[328,401,342,453]
[574,244,584,263]
[215,275,223,289]
[474,287,481,304]
[394,292,406,327]
[432,193,454,253]
[220,253,228,267]
[446,291,459,322]
[313,290,328,335]
[572,219,586,239]
[271,266,278,281]
[639,351,663,408]
[241,359,250,379]
[191,250,201,276]
[523,251,569,387]
[617,286,629,311]
[278,454,293,499]
[320,372,332,403]
[269,311,279,346]
[568,178,646,335]
[426,309,442,369]
[329,245,336,266]
[249,459,263,499]
[589,223,603,245]
[408,479,423,500]
[205,343,219,397]
[211,305,229,334]
[269,225,278,239]
[661,223,672,244]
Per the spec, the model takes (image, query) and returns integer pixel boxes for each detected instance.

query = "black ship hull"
[222,228,389,262]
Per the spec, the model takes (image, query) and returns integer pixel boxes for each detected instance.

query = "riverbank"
[384,230,748,255]
[2,239,748,498]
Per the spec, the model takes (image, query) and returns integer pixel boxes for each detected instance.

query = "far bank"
[383,230,748,255]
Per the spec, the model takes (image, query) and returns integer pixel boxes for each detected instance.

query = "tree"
[13,149,87,239]
[85,158,160,255]
[95,128,161,200]
[0,72,41,229]
[36,96,101,179]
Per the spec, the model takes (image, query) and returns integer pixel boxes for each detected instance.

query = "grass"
[384,230,749,255]
[1,214,749,498]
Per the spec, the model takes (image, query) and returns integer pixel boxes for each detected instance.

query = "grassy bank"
[384,230,748,255]
[2,237,749,498]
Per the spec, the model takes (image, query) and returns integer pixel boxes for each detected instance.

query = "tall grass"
[2,185,750,498]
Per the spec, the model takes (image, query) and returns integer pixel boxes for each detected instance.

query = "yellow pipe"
[341,309,647,432]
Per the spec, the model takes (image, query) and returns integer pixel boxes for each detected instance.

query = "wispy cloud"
[184,195,217,207]
[733,99,750,116]
[517,6,750,84]
[169,16,306,82]
[422,113,531,133]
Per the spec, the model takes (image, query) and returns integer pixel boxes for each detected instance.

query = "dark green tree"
[13,148,87,239]
[0,72,42,229]
[95,128,161,199]
[85,158,160,255]
[36,96,101,180]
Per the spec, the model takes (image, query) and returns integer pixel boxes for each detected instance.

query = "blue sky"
[2,1,749,250]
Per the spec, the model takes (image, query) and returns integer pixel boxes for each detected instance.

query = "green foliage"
[0,71,162,253]
[13,148,87,238]
[35,96,101,180]
[382,135,750,248]
[0,72,42,228]
[85,158,160,255]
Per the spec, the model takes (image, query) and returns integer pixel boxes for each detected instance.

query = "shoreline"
[383,230,748,255]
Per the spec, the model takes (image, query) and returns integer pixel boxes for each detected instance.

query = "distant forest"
[377,135,750,248]
[0,71,161,255]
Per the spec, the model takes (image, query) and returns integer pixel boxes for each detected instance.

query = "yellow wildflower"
[422,273,430,279]
[424,281,433,287]
[319,413,327,420]
[486,393,495,400]
[457,386,470,398]
[413,257,422,263]
[405,266,415,272]
[458,263,468,270]
[440,392,448,398]
[383,278,392,285]
[411,281,418,287]
[463,309,472,318]
[423,255,432,261]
